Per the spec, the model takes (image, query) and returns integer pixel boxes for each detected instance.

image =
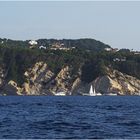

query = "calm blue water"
[0,96,140,139]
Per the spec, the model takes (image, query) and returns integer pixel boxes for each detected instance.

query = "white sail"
[89,85,96,96]
[89,84,102,96]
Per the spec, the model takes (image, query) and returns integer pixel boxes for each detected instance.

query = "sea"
[0,96,140,139]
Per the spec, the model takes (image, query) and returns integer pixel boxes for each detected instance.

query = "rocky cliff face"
[47,66,81,95]
[22,62,81,95]
[0,62,140,95]
[22,62,54,95]
[94,68,140,95]
[75,67,140,95]
[0,62,81,95]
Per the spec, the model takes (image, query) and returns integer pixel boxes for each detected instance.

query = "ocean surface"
[0,96,140,139]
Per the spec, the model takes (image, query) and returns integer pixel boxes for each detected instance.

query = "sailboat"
[89,85,96,96]
[89,85,102,96]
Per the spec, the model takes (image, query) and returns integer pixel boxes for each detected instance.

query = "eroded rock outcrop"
[94,68,140,95]
[22,62,54,95]
[74,67,140,95]
[1,62,81,95]
[47,66,81,95]
[1,62,140,95]
[3,80,22,95]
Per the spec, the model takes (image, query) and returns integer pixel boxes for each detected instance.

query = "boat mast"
[93,86,96,95]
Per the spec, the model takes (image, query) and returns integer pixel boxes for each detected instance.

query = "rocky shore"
[0,62,140,96]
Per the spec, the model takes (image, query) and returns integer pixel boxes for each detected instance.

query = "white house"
[39,46,47,49]
[105,47,119,52]
[113,57,126,62]
[104,48,112,51]
[29,40,38,45]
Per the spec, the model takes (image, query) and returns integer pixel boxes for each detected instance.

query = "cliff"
[1,63,140,95]
[73,67,140,95]
[0,37,140,95]
[0,62,81,95]
[94,68,140,95]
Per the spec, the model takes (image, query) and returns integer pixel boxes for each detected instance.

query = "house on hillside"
[29,40,38,45]
[39,46,47,49]
[29,40,38,49]
[50,42,71,51]
[113,57,126,62]
[130,50,140,55]
[105,47,119,52]
[104,48,112,51]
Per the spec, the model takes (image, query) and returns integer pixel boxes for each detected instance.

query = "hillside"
[0,38,140,95]
[0,38,110,51]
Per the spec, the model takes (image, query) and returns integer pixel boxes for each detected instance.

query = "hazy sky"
[0,1,140,50]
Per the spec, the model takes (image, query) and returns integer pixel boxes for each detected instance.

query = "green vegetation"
[0,38,140,85]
